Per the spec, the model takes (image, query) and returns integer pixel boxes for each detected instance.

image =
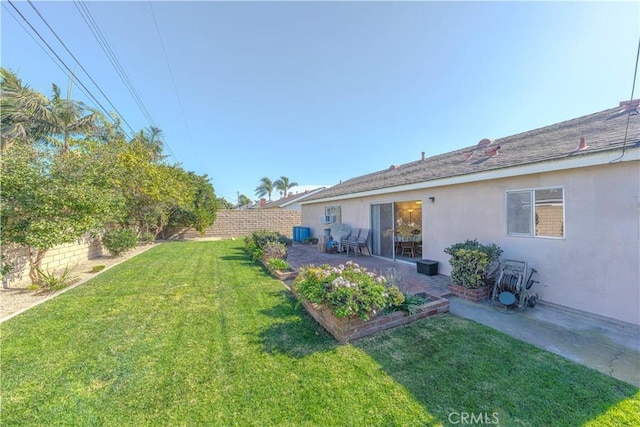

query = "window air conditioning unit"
[320,215,336,224]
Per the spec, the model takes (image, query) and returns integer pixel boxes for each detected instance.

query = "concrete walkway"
[288,243,640,387]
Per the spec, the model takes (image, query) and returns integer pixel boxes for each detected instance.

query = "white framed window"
[506,187,564,238]
[324,206,342,224]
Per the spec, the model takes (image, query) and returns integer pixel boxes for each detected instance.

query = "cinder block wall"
[168,209,301,239]
[2,210,300,286]
[2,237,104,286]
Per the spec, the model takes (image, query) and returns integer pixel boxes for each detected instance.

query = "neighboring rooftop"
[304,102,640,202]
[259,187,327,209]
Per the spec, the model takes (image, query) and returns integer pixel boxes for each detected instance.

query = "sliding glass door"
[371,203,395,258]
[371,200,423,261]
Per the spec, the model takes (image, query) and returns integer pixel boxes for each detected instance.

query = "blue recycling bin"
[299,227,310,241]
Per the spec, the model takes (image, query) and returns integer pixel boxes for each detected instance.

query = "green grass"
[1,240,638,426]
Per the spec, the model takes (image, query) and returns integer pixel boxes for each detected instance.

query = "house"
[300,101,640,326]
[257,188,327,211]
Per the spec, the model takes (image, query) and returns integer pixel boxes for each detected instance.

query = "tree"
[0,67,51,152]
[274,176,298,198]
[238,194,251,207]
[255,177,274,201]
[168,173,218,234]
[1,144,118,282]
[44,83,99,152]
[132,126,165,163]
[216,197,235,209]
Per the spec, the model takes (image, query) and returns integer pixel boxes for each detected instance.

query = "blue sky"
[2,1,639,204]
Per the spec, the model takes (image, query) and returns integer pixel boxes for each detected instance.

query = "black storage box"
[416,259,439,276]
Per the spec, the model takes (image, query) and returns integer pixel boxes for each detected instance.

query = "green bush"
[139,231,155,245]
[391,292,429,315]
[444,239,503,289]
[266,257,291,273]
[293,261,405,320]
[102,229,138,256]
[262,241,287,262]
[244,230,291,262]
[250,230,292,248]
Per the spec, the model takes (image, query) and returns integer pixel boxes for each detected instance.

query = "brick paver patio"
[287,242,452,298]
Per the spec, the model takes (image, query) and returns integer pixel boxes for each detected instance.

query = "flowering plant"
[293,261,404,320]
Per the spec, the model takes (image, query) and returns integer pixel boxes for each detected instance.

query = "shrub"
[139,231,155,245]
[244,230,291,262]
[267,257,291,273]
[243,238,263,262]
[444,239,503,289]
[262,241,287,262]
[250,230,292,248]
[302,237,318,245]
[28,265,78,294]
[102,229,138,256]
[391,292,429,315]
[293,261,405,320]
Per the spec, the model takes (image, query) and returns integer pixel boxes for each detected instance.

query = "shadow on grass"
[353,316,639,426]
[256,290,338,358]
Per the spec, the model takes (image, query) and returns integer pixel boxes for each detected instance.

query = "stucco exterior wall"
[301,161,640,325]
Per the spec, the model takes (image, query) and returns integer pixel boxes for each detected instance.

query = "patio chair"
[400,241,415,258]
[346,228,371,257]
[341,228,360,253]
[331,223,351,252]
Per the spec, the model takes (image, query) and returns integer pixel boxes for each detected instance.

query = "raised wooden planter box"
[292,290,450,343]
[448,284,491,302]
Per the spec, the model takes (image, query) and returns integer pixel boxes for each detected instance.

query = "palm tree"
[45,83,99,152]
[132,126,165,162]
[273,176,298,198]
[254,177,274,201]
[0,67,51,152]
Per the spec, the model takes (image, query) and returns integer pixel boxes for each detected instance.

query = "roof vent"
[389,165,397,170]
[477,138,493,149]
[576,137,589,151]
[484,145,500,157]
[619,99,640,111]
[608,99,640,119]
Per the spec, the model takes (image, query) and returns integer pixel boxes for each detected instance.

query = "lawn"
[1,240,638,426]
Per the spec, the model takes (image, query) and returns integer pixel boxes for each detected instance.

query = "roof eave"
[301,147,639,205]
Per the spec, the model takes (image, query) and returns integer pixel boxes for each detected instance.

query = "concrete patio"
[287,243,640,387]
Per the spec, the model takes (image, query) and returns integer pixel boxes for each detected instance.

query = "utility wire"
[73,0,158,129]
[148,1,191,162]
[611,35,640,163]
[4,1,128,138]
[26,0,136,137]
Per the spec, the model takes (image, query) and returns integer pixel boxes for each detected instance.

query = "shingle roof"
[261,187,327,208]
[304,103,639,202]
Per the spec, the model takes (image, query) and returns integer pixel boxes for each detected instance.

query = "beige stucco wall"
[302,161,640,325]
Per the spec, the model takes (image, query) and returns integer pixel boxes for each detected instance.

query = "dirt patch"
[0,244,156,322]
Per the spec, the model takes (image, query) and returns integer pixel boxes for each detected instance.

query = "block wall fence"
[166,209,301,239]
[2,210,301,286]
[2,237,105,286]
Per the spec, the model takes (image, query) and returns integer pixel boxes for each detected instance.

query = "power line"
[148,1,191,162]
[73,0,158,129]
[611,35,640,163]
[3,1,130,138]
[26,0,136,137]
